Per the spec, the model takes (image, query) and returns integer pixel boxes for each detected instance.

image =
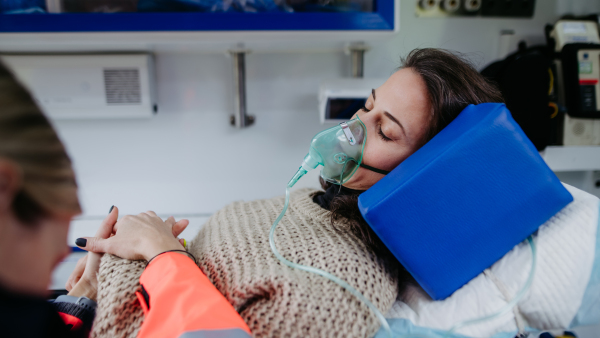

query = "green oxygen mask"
[288,116,389,188]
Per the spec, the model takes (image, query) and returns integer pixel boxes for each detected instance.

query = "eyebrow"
[372,88,407,139]
[384,112,407,138]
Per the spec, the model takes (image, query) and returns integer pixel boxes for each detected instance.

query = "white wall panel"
[45,1,600,334]
[53,1,583,219]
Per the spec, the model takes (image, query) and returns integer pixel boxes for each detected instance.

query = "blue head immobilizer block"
[358,103,573,300]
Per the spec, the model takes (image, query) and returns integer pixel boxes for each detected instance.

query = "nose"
[352,107,367,121]
[354,109,373,130]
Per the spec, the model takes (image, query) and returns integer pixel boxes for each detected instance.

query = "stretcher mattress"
[377,184,600,338]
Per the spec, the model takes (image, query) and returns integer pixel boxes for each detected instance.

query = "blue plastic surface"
[0,0,394,32]
[358,103,573,300]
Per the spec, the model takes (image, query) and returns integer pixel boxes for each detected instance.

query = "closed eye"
[360,105,371,112]
[378,124,392,142]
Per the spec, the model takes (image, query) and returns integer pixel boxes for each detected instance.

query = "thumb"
[96,206,119,239]
[172,219,189,237]
[75,237,111,254]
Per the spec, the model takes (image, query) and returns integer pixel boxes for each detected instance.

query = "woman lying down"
[71,48,504,338]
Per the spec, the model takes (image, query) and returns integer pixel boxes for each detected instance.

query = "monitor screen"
[325,97,366,120]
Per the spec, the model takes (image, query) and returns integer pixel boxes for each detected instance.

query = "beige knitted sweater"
[91,189,399,338]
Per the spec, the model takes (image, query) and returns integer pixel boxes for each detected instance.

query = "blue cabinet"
[0,0,394,32]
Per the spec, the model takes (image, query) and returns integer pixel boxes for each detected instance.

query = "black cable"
[145,249,197,268]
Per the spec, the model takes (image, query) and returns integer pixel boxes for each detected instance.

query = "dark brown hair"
[408,48,505,141]
[319,48,504,279]
[0,62,81,224]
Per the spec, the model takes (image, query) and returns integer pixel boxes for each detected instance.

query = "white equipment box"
[551,21,600,146]
[551,21,600,46]
[0,54,156,119]
[319,78,386,124]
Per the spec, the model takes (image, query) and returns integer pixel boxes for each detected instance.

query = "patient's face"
[345,67,432,190]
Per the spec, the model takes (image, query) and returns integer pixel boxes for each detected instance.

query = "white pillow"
[376,184,600,338]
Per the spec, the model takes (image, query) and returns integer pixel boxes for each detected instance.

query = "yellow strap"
[549,102,559,119]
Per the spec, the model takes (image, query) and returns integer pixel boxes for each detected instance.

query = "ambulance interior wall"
[49,1,600,334]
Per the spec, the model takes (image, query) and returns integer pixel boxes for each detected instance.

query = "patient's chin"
[343,168,379,191]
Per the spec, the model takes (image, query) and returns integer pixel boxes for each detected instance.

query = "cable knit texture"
[91,189,399,338]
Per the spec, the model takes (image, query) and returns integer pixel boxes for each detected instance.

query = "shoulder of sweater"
[218,188,321,208]
[212,188,337,223]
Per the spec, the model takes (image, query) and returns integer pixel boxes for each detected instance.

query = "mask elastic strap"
[359,163,390,176]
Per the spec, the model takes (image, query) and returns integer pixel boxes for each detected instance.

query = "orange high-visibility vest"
[135,252,252,338]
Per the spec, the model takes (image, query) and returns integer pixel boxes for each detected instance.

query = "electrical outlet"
[416,0,536,18]
[481,0,536,18]
[442,0,460,13]
[464,0,482,12]
[419,0,440,11]
[416,0,480,18]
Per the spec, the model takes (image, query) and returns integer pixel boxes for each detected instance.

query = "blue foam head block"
[358,103,573,300]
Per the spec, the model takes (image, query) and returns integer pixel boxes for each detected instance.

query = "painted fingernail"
[75,238,87,247]
[109,205,114,214]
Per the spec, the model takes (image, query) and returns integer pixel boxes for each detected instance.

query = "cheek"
[343,143,395,189]
[44,219,71,263]
[56,221,71,252]
[362,139,398,171]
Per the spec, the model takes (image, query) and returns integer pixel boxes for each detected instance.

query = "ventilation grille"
[573,122,586,136]
[104,69,141,105]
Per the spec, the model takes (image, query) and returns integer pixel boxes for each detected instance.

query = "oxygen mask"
[288,116,388,188]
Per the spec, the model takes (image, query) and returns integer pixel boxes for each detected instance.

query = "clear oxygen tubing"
[268,186,392,336]
[273,167,537,338]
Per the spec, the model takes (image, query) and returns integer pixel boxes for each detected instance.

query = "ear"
[0,159,22,213]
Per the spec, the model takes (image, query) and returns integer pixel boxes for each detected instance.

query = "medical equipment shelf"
[542,146,600,172]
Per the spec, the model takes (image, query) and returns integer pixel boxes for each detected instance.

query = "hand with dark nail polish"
[66,205,120,299]
[77,211,189,262]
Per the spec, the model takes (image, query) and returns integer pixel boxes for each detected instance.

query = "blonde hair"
[0,62,81,221]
